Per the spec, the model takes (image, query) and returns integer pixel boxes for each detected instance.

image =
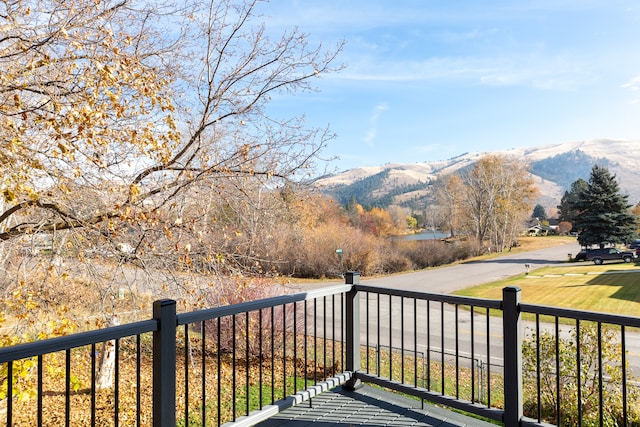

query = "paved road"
[359,241,582,292]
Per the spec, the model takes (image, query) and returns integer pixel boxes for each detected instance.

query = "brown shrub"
[395,239,476,270]
[201,276,297,356]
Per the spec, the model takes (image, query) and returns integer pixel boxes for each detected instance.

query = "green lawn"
[454,262,640,316]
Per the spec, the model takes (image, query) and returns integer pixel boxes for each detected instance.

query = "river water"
[392,230,450,241]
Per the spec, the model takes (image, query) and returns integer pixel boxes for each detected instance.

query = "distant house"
[526,218,559,236]
[527,225,547,236]
[547,218,560,233]
[18,233,53,255]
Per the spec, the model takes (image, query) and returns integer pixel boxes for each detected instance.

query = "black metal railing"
[348,283,505,423]
[1,272,640,426]
[0,284,352,427]
[173,284,352,426]
[0,318,158,426]
[347,281,640,426]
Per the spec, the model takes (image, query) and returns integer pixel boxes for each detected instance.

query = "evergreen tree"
[573,165,637,247]
[532,204,547,221]
[557,178,588,225]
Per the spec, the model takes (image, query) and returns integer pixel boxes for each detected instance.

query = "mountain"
[314,139,640,212]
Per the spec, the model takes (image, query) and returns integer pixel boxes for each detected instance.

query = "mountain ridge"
[315,139,640,212]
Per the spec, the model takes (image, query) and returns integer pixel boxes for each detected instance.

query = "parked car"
[573,249,588,261]
[586,247,637,265]
[628,239,640,249]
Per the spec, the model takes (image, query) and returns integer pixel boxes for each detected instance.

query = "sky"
[258,1,640,172]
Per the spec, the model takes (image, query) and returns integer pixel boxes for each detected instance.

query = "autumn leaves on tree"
[1,0,343,239]
[435,155,539,252]
[0,0,346,301]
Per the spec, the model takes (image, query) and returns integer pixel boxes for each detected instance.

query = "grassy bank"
[454,262,640,316]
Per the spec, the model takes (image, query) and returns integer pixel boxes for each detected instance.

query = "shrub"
[522,324,640,425]
[395,239,476,270]
[201,277,296,357]
[379,250,413,274]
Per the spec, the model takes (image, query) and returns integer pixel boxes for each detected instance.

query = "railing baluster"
[366,291,370,373]
[576,319,581,427]
[38,354,43,427]
[201,322,206,427]
[91,343,96,427]
[304,300,308,392]
[323,296,327,381]
[555,317,561,426]
[427,300,431,391]
[313,298,317,386]
[7,361,13,427]
[341,292,345,373]
[377,292,381,377]
[271,306,275,403]
[622,325,628,425]
[455,304,459,399]
[232,314,236,421]
[246,311,250,416]
[331,294,335,379]
[184,325,189,425]
[283,304,287,398]
[217,318,221,427]
[440,301,444,396]
[401,296,405,384]
[597,322,603,427]
[65,349,71,427]
[137,335,142,427]
[294,301,298,395]
[259,308,264,409]
[486,307,490,407]
[413,298,424,392]
[535,314,541,422]
[115,338,120,427]
[389,294,392,381]
[470,305,475,404]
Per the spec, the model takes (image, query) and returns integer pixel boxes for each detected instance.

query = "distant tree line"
[329,169,431,210]
[530,149,612,190]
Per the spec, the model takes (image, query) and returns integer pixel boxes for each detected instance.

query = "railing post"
[153,299,177,427]
[503,287,523,427]
[343,271,362,390]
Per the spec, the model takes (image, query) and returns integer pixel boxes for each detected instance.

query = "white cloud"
[622,76,640,91]
[363,103,388,146]
[329,53,592,92]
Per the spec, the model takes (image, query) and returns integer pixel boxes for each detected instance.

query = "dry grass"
[475,235,576,259]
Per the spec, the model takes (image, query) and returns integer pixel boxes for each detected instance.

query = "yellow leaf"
[57,142,70,154]
[106,90,118,103]
[3,189,15,202]
[129,183,140,201]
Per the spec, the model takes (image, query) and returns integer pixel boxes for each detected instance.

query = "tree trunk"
[96,316,120,390]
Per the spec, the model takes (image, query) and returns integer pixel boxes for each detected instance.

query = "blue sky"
[260,1,640,172]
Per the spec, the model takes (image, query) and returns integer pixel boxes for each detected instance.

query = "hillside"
[315,139,640,212]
